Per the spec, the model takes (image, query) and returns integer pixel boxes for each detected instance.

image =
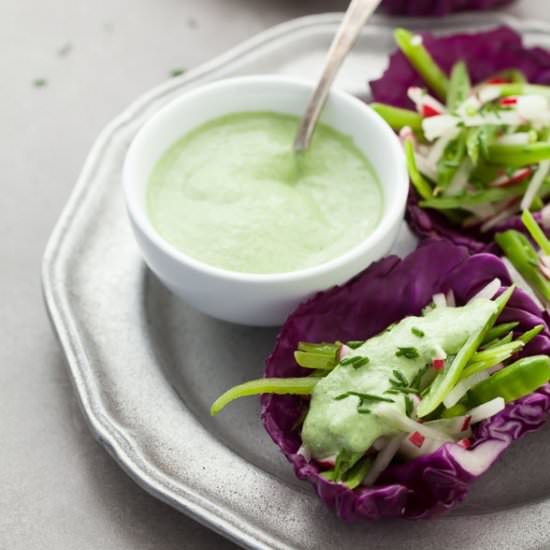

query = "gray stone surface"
[0,0,547,548]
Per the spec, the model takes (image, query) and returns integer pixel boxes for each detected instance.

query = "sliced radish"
[497,132,531,146]
[469,278,501,302]
[424,416,472,436]
[376,404,451,442]
[457,438,472,449]
[443,371,490,408]
[399,125,415,144]
[398,434,443,459]
[422,104,442,118]
[432,292,447,308]
[521,159,550,211]
[338,344,352,361]
[477,85,502,105]
[445,158,473,197]
[480,202,521,233]
[499,96,518,107]
[363,435,404,486]
[488,167,532,188]
[316,455,336,469]
[450,439,508,476]
[517,95,550,123]
[414,152,438,181]
[432,358,445,371]
[465,397,506,424]
[541,204,550,229]
[297,445,311,462]
[446,289,456,307]
[422,115,460,141]
[426,128,461,164]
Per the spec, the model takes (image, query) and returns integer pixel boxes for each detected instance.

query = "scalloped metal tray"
[43,12,550,550]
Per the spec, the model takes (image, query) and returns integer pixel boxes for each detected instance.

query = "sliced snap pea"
[522,209,550,256]
[495,230,550,305]
[486,143,550,167]
[467,355,550,406]
[394,28,449,100]
[371,103,423,132]
[294,351,337,370]
[447,60,471,111]
[437,131,467,189]
[483,322,519,344]
[417,286,515,417]
[210,376,321,416]
[405,139,433,200]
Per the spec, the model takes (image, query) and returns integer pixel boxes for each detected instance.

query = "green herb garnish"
[396,346,419,359]
[411,327,425,338]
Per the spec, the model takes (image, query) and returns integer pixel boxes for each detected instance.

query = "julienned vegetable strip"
[417,286,514,417]
[485,143,550,167]
[522,209,550,256]
[404,139,433,200]
[447,61,470,111]
[495,82,550,98]
[468,355,550,405]
[210,376,321,416]
[371,103,423,132]
[421,180,550,210]
[394,28,449,100]
[495,230,550,305]
[483,322,519,343]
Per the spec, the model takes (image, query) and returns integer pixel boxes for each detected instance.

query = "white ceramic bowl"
[123,76,408,326]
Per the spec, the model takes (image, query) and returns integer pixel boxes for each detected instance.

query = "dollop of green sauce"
[301,299,498,459]
[147,112,382,274]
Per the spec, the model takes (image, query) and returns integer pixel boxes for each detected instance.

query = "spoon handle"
[293,0,382,152]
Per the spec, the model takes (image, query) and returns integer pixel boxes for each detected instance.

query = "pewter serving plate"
[43,13,550,550]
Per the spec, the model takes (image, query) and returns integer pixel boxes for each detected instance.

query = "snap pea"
[466,127,482,166]
[471,341,524,363]
[483,330,514,348]
[394,28,449,100]
[483,322,519,343]
[518,324,544,345]
[447,61,471,111]
[522,209,550,256]
[486,143,550,167]
[405,139,433,200]
[467,355,550,406]
[495,230,550,305]
[437,131,467,188]
[294,351,337,370]
[371,103,423,132]
[417,286,514,417]
[210,376,321,416]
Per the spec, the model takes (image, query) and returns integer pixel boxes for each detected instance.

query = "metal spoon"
[293,0,382,152]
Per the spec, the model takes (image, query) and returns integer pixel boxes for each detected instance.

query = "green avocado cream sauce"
[147,111,383,274]
[301,299,498,460]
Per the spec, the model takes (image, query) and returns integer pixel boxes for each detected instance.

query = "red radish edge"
[409,431,425,448]
[461,416,472,432]
[432,358,445,370]
[499,97,518,106]
[458,438,472,449]
[421,104,441,118]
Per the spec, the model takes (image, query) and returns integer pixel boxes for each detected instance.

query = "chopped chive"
[170,67,187,77]
[396,346,420,359]
[352,357,370,369]
[411,327,425,338]
[404,395,414,417]
[346,340,365,349]
[392,369,409,386]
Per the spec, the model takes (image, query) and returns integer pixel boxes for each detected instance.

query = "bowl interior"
[124,76,407,252]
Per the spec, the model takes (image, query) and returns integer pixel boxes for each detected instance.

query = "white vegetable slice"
[521,159,550,211]
[297,445,311,462]
[465,397,506,424]
[445,158,473,197]
[363,435,404,486]
[517,95,550,122]
[541,203,550,229]
[497,132,531,146]
[376,404,451,442]
[432,292,447,308]
[480,203,521,233]
[424,416,473,436]
[414,153,438,181]
[422,115,460,141]
[443,371,490,408]
[469,278,501,302]
[398,434,442,460]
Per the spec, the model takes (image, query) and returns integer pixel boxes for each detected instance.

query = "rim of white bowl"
[123,74,408,285]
